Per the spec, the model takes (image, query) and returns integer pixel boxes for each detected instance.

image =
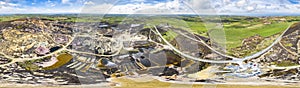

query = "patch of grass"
[250,23,291,37]
[284,42,293,47]
[224,22,291,49]
[18,58,47,71]
[0,16,24,22]
[163,30,178,42]
[276,61,298,67]
[185,21,207,35]
[19,61,40,71]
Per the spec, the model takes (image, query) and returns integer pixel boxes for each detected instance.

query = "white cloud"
[62,0,70,4]
[185,0,220,14]
[0,0,85,14]
[0,1,22,13]
[80,0,196,14]
[50,4,56,7]
[81,3,114,14]
[236,0,247,8]
[0,1,79,14]
[0,7,80,14]
[84,1,94,5]
[0,1,19,7]
[207,0,300,14]
[0,1,5,5]
[1,0,300,15]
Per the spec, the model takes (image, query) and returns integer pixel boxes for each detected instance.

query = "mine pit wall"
[298,41,300,54]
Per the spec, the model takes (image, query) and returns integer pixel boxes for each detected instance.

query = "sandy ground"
[111,77,300,88]
[0,81,111,88]
[1,74,300,88]
[0,78,299,88]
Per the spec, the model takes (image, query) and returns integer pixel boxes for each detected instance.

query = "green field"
[223,22,291,49]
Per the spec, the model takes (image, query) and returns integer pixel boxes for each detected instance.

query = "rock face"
[0,57,11,65]
[98,58,118,68]
[140,58,151,67]
[242,35,263,45]
[250,22,300,80]
[0,18,72,58]
[35,46,50,55]
[159,67,179,77]
[230,34,277,57]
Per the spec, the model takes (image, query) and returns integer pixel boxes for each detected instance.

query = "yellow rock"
[187,66,217,79]
[43,53,73,70]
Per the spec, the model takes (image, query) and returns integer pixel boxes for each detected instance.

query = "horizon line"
[2,13,300,17]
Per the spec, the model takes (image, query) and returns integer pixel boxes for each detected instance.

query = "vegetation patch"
[19,60,41,71]
[163,30,178,42]
[276,61,298,67]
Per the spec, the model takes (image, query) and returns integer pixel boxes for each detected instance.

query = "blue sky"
[1,0,300,15]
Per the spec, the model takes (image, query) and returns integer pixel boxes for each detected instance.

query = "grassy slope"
[0,16,25,21]
[224,22,291,49]
[163,30,178,41]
